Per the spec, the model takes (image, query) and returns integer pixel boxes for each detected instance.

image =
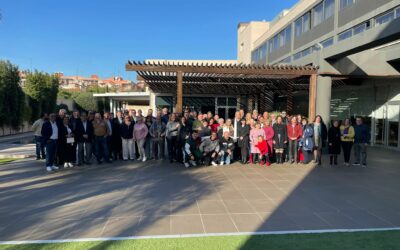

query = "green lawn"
[0,158,16,165]
[0,230,399,250]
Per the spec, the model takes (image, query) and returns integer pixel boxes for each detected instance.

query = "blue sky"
[0,0,298,80]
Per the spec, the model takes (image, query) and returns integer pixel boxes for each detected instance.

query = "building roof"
[126,60,318,95]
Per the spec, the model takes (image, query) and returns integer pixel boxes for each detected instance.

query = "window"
[293,52,302,61]
[324,0,335,19]
[303,12,311,33]
[313,3,324,27]
[302,47,312,57]
[295,18,302,37]
[396,7,400,18]
[285,25,292,45]
[376,11,395,26]
[321,37,334,48]
[353,23,366,35]
[340,0,355,10]
[338,29,353,41]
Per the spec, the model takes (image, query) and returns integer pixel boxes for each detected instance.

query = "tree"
[73,92,98,112]
[24,71,59,121]
[0,60,26,128]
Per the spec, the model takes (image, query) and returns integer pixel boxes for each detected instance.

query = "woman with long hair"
[249,122,265,164]
[328,120,341,166]
[133,116,149,162]
[340,118,355,167]
[273,116,287,164]
[166,113,180,163]
[237,119,250,164]
[312,115,327,165]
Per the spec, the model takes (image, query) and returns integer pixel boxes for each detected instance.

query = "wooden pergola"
[126,61,319,119]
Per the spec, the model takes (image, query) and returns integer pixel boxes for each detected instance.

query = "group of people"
[31,107,370,172]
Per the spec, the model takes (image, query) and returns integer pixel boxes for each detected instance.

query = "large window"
[295,12,311,38]
[268,25,292,54]
[313,0,335,27]
[313,3,324,27]
[353,23,366,35]
[324,0,335,19]
[338,29,352,41]
[321,37,334,48]
[340,0,355,10]
[375,10,395,26]
[396,7,400,18]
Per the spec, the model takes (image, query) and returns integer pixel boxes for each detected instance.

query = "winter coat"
[166,121,180,138]
[237,124,250,148]
[273,123,287,149]
[120,122,134,139]
[328,126,341,154]
[255,140,269,155]
[199,138,220,153]
[287,124,302,141]
[263,126,274,153]
[133,123,148,141]
[354,124,370,144]
[302,124,314,151]
[149,121,166,141]
[250,128,265,154]
[220,137,235,152]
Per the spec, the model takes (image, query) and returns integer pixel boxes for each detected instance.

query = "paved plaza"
[0,147,399,241]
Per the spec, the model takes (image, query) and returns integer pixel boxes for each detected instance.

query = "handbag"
[67,137,75,144]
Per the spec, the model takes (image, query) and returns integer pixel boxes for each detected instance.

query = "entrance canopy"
[126,60,319,118]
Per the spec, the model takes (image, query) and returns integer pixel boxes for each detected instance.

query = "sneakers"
[362,164,367,168]
[64,162,69,168]
[68,163,74,168]
[189,160,197,167]
[184,162,190,168]
[137,157,142,161]
[211,161,217,166]
[352,162,361,166]
[51,165,59,170]
[266,161,271,167]
[46,166,53,172]
[142,156,147,162]
[220,161,224,166]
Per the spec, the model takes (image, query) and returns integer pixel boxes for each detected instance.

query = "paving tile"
[0,217,43,241]
[135,216,171,236]
[248,199,277,213]
[257,212,301,231]
[219,189,244,200]
[230,214,262,232]
[170,200,200,215]
[315,211,361,229]
[197,199,228,214]
[340,209,393,228]
[28,219,78,240]
[201,214,237,233]
[238,188,268,200]
[101,216,141,237]
[63,218,108,239]
[170,215,204,234]
[223,199,256,214]
[286,212,332,230]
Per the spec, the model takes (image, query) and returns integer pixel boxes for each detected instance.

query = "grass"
[0,158,16,165]
[0,230,399,250]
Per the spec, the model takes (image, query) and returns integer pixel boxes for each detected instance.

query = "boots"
[249,154,253,164]
[329,156,333,166]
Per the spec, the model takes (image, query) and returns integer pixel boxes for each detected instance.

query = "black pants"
[240,145,248,163]
[152,139,165,160]
[341,141,353,163]
[166,136,178,161]
[202,152,218,165]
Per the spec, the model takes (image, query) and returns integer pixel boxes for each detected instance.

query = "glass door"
[374,105,386,145]
[216,97,237,120]
[387,104,399,147]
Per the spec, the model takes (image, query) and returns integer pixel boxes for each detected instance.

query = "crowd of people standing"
[31,107,370,172]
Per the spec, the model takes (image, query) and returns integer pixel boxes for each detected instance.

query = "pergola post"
[176,71,183,114]
[308,74,317,121]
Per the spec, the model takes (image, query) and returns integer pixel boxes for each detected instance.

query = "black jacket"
[41,121,55,142]
[273,123,287,148]
[120,122,134,139]
[220,137,235,152]
[75,120,93,143]
[328,126,341,154]
[237,124,250,148]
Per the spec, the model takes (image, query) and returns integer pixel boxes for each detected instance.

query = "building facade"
[239,0,400,150]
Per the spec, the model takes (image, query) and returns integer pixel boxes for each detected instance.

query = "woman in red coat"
[263,119,274,158]
[255,135,270,166]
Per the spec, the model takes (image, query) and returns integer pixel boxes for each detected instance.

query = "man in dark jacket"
[199,132,220,166]
[112,111,124,160]
[75,112,93,165]
[219,131,235,166]
[353,117,370,167]
[41,113,59,172]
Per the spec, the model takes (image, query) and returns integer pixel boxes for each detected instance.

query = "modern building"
[239,0,400,150]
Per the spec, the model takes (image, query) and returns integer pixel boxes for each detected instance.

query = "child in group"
[255,135,270,166]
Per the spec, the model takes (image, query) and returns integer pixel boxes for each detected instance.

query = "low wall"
[0,122,32,137]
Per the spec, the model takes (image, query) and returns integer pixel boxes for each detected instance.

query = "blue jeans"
[219,151,231,165]
[45,139,57,167]
[35,136,45,159]
[94,136,109,162]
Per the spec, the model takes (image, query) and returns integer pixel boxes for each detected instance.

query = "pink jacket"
[250,128,265,154]
[263,126,274,152]
[133,123,148,140]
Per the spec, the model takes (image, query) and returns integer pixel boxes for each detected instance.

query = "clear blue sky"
[0,0,298,80]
